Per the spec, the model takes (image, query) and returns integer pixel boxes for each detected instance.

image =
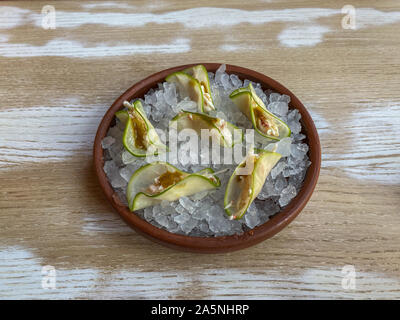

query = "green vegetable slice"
[224,148,282,220]
[119,100,167,157]
[170,110,243,148]
[230,83,291,141]
[165,71,205,113]
[183,65,215,112]
[115,109,129,123]
[127,161,220,210]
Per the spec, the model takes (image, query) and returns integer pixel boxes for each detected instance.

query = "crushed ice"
[102,65,311,237]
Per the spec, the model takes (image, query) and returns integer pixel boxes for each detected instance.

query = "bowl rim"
[93,63,321,253]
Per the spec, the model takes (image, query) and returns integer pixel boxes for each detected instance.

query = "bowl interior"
[93,63,321,253]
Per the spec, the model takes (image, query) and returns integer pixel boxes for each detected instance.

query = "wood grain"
[0,0,400,299]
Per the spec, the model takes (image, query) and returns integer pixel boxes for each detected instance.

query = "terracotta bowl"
[93,63,321,253]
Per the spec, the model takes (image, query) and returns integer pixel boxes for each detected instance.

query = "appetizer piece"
[165,71,203,112]
[166,66,216,113]
[224,148,282,220]
[230,83,291,140]
[182,65,215,112]
[127,162,220,210]
[170,110,243,148]
[116,101,167,157]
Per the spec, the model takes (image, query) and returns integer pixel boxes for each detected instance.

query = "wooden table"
[1,0,399,299]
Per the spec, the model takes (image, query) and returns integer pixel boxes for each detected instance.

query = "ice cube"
[144,207,153,221]
[151,107,163,122]
[258,181,274,199]
[278,94,291,104]
[192,208,208,220]
[243,79,251,87]
[122,150,136,164]
[215,64,226,84]
[175,203,187,215]
[271,161,286,179]
[208,215,228,233]
[190,191,209,201]
[244,204,260,229]
[174,212,190,224]
[162,204,176,216]
[167,220,180,233]
[221,73,232,91]
[155,89,166,106]
[268,101,289,117]
[247,202,257,215]
[160,200,169,208]
[279,184,297,207]
[178,139,199,167]
[287,109,301,122]
[163,82,177,106]
[180,217,198,234]
[288,120,302,135]
[107,125,123,140]
[115,188,128,206]
[144,89,157,106]
[141,101,152,118]
[119,166,134,182]
[206,205,222,219]
[289,170,307,188]
[154,212,170,228]
[173,99,197,113]
[293,133,306,141]
[153,205,163,216]
[265,137,292,157]
[230,74,242,88]
[179,197,196,213]
[104,160,126,188]
[253,86,268,105]
[269,93,281,102]
[199,221,211,234]
[283,166,292,178]
[274,174,288,193]
[255,199,279,224]
[101,136,115,149]
[259,91,269,106]
[290,143,309,159]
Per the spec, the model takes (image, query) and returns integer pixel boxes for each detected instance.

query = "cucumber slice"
[115,109,129,124]
[224,148,281,220]
[183,65,215,112]
[170,110,243,148]
[230,83,291,141]
[120,101,167,157]
[165,71,204,113]
[127,162,220,210]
